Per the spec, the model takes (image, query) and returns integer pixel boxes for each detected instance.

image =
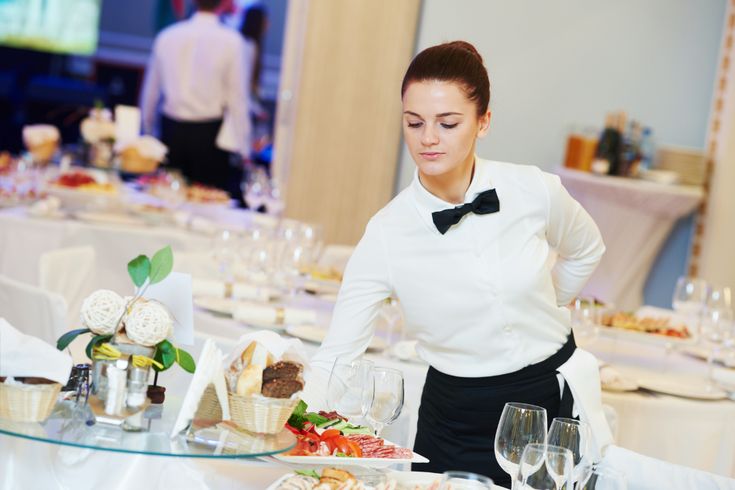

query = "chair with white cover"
[601,445,735,490]
[0,275,67,345]
[38,245,95,327]
[318,244,355,275]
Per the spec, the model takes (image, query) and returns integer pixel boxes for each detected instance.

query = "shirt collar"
[191,11,219,23]
[410,156,495,233]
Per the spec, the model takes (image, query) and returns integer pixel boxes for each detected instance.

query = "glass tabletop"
[0,395,296,459]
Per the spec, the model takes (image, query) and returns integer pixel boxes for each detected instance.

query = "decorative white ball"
[124,300,173,347]
[80,289,126,335]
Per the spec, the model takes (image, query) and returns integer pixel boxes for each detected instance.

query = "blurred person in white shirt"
[140,0,251,205]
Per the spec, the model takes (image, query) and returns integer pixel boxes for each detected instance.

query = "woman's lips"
[419,152,444,161]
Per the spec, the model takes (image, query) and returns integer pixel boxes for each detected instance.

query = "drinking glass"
[367,367,404,437]
[571,297,599,347]
[576,465,626,490]
[548,418,590,484]
[212,229,239,282]
[494,402,548,485]
[439,471,494,490]
[326,357,375,419]
[242,166,270,211]
[277,242,312,296]
[672,277,708,335]
[516,443,573,490]
[702,287,733,343]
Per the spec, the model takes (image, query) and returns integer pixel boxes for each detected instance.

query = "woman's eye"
[441,123,459,129]
[407,122,423,128]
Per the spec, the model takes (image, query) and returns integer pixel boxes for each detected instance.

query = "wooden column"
[273,0,421,245]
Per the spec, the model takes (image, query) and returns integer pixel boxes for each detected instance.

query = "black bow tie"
[431,188,500,234]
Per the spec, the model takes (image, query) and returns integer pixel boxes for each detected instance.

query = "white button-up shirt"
[140,12,250,154]
[310,157,605,380]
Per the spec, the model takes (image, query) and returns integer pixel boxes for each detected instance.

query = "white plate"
[286,324,388,352]
[636,374,728,400]
[75,211,146,227]
[273,439,428,469]
[598,324,695,346]
[602,378,639,393]
[387,471,507,490]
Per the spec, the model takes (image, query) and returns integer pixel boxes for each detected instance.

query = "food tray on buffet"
[597,305,696,346]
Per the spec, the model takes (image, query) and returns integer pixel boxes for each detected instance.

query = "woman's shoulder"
[479,157,550,188]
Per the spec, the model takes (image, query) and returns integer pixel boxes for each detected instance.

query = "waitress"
[307,41,605,486]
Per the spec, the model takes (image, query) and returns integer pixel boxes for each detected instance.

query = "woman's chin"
[416,161,451,177]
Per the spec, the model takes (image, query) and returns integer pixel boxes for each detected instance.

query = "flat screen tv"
[0,0,102,55]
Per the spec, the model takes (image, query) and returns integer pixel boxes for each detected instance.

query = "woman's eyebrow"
[402,111,464,117]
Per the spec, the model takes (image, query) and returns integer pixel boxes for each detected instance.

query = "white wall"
[396,0,726,190]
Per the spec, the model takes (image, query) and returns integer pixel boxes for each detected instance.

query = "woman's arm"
[302,218,393,408]
[543,172,605,306]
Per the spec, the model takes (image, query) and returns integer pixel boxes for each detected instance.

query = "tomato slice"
[334,436,352,455]
[321,429,341,440]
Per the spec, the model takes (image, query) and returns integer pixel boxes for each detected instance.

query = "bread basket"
[0,381,62,423]
[119,147,159,174]
[196,384,299,434]
[28,140,58,164]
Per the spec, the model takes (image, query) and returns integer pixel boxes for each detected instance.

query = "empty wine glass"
[439,471,494,490]
[242,166,270,211]
[516,443,573,490]
[702,287,733,343]
[247,240,276,290]
[548,418,590,484]
[326,357,375,420]
[672,277,708,335]
[576,465,626,490]
[572,297,599,347]
[277,242,312,296]
[367,367,404,437]
[211,229,239,282]
[494,402,548,486]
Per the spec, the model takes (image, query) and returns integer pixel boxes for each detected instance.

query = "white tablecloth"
[557,168,703,310]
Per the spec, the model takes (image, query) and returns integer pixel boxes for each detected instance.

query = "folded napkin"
[601,445,735,490]
[192,278,272,302]
[599,364,636,390]
[233,304,316,327]
[0,318,72,385]
[27,196,62,218]
[557,348,615,461]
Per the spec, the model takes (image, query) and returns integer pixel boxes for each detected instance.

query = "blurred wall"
[397,0,726,188]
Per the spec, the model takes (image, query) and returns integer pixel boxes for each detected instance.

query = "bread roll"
[262,361,303,383]
[236,364,263,396]
[240,341,275,368]
[261,378,303,398]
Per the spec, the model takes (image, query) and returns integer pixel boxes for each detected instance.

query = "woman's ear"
[477,111,491,138]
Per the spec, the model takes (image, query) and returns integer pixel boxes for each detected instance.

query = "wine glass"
[494,402,548,485]
[672,277,708,334]
[516,443,573,490]
[548,418,590,484]
[571,297,599,347]
[211,229,239,283]
[326,357,375,420]
[702,287,733,343]
[367,367,404,437]
[576,465,626,490]
[439,471,494,490]
[277,242,312,296]
[247,240,276,291]
[242,166,270,211]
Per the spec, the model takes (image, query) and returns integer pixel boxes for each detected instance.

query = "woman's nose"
[421,126,439,147]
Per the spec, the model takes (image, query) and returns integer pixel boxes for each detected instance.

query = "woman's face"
[402,80,490,180]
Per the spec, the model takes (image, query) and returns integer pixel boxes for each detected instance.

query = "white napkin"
[224,330,309,374]
[233,304,316,327]
[557,348,615,461]
[191,279,271,302]
[27,196,62,218]
[0,318,72,385]
[170,338,229,438]
[601,445,735,490]
[599,364,633,389]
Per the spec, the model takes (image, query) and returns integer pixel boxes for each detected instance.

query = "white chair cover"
[0,275,67,345]
[39,245,95,327]
[601,445,735,490]
[318,244,355,274]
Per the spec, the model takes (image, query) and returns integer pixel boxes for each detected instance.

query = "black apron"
[160,115,244,206]
[412,333,576,488]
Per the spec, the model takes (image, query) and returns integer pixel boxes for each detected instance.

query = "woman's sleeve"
[543,172,606,306]
[302,218,393,408]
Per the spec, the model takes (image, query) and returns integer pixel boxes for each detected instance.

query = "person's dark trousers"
[160,114,244,205]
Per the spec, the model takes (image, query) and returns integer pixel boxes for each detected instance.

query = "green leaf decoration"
[149,246,173,285]
[175,348,196,373]
[153,339,176,372]
[56,328,91,351]
[85,334,113,360]
[127,255,151,288]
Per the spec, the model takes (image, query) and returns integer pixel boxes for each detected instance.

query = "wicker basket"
[120,147,160,174]
[27,140,58,164]
[0,382,62,422]
[196,384,299,434]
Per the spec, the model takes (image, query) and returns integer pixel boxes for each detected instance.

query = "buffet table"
[556,168,703,311]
